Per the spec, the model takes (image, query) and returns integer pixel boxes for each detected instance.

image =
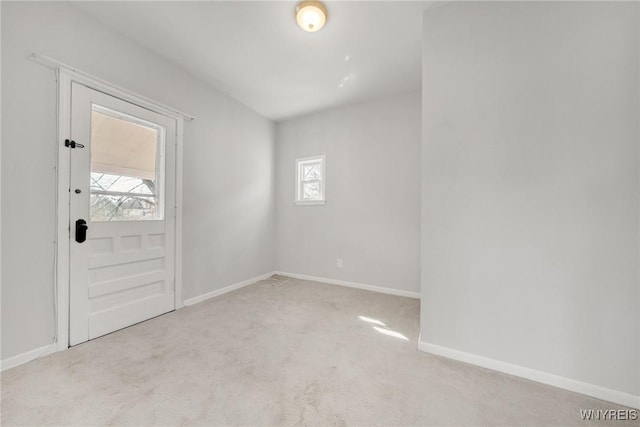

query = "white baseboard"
[418,340,640,409]
[275,271,420,299]
[1,342,58,372]
[183,271,277,306]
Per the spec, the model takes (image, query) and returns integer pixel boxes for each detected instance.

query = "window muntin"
[296,156,325,205]
[89,104,165,221]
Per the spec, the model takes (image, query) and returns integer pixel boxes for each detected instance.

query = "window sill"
[295,200,326,206]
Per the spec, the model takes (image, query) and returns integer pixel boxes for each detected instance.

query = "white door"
[69,83,176,346]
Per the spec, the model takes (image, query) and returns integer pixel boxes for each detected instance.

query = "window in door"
[89,104,165,221]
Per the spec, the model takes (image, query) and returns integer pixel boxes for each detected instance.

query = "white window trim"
[295,155,326,205]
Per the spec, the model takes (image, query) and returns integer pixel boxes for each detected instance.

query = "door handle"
[75,219,88,243]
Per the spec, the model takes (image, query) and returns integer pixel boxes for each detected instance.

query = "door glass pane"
[90,105,164,221]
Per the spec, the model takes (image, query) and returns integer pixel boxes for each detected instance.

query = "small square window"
[295,155,325,205]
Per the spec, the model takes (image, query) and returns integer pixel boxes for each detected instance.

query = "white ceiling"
[73,1,431,121]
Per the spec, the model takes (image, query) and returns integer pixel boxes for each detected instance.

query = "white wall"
[275,93,421,293]
[421,1,639,399]
[1,1,275,360]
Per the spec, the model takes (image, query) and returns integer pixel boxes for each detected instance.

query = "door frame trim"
[56,69,186,351]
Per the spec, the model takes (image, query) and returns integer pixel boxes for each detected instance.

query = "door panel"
[69,83,176,346]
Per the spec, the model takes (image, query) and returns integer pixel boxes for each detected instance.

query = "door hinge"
[64,139,84,149]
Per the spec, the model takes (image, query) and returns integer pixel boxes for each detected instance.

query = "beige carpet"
[1,276,633,426]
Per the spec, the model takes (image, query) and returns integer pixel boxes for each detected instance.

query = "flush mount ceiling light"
[296,1,328,32]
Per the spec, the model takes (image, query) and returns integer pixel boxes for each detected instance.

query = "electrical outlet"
[337,258,343,268]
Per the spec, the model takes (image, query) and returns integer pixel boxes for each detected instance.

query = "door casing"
[56,68,186,351]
